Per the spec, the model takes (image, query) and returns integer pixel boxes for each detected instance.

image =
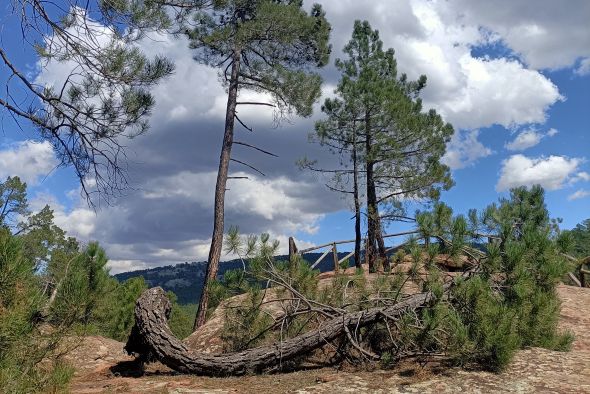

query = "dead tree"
[125,283,451,376]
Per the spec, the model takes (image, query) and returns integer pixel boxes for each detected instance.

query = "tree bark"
[126,285,445,376]
[365,113,379,272]
[364,113,387,272]
[194,51,241,331]
[352,121,362,269]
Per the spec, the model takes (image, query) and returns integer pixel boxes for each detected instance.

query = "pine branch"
[234,141,278,157]
[230,158,266,177]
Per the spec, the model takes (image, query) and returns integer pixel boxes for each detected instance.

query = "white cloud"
[496,155,583,191]
[568,190,590,201]
[505,128,559,151]
[107,259,150,275]
[29,192,96,239]
[315,0,564,131]
[575,58,590,76]
[422,55,562,130]
[439,0,590,71]
[571,172,590,184]
[505,130,543,151]
[547,128,559,137]
[442,130,493,170]
[141,170,326,234]
[0,141,58,185]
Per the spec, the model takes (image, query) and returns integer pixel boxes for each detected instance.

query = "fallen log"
[125,285,448,376]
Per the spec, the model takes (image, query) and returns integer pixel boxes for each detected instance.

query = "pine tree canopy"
[184,0,331,118]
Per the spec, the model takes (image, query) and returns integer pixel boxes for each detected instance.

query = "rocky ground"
[67,284,590,393]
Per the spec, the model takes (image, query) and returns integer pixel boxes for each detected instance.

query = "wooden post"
[580,268,590,288]
[567,272,582,287]
[288,237,298,266]
[332,243,339,273]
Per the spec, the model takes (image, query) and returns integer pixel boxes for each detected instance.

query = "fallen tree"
[125,283,451,376]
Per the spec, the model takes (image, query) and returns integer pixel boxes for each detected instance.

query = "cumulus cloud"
[439,0,590,70]
[0,141,58,185]
[505,128,559,151]
[315,0,564,130]
[442,130,493,170]
[568,190,590,201]
[496,155,583,192]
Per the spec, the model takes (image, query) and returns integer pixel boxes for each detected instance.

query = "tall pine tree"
[312,21,453,272]
[184,1,331,329]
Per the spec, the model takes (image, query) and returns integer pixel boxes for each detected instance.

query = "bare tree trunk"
[365,113,378,272]
[364,114,387,272]
[194,51,241,331]
[126,286,446,376]
[288,237,298,266]
[352,122,362,269]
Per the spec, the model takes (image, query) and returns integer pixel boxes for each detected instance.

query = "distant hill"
[114,253,355,304]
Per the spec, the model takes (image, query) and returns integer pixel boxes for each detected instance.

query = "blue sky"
[1,0,589,273]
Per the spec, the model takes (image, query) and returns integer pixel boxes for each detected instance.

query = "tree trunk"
[364,114,387,272]
[365,113,378,272]
[126,285,446,376]
[288,237,298,266]
[194,51,241,331]
[352,122,362,269]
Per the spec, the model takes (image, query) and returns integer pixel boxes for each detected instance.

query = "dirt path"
[69,285,590,393]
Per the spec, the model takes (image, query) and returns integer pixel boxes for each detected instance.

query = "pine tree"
[183,0,331,329]
[568,218,590,257]
[2,3,174,200]
[304,86,365,268]
[0,176,29,229]
[311,21,453,272]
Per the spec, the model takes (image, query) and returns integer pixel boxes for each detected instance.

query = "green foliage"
[217,186,572,373]
[92,276,147,342]
[568,218,590,258]
[186,0,331,119]
[166,292,197,340]
[49,242,111,326]
[444,186,573,370]
[221,286,273,351]
[0,228,76,393]
[0,176,29,229]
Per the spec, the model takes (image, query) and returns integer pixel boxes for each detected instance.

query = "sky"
[1,0,589,274]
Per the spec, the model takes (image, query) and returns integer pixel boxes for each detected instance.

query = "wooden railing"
[289,230,420,272]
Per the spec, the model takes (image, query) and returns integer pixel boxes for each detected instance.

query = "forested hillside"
[114,253,353,304]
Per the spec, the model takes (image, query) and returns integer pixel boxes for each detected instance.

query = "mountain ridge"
[114,253,354,304]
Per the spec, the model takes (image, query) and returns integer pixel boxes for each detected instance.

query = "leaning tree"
[180,0,331,329]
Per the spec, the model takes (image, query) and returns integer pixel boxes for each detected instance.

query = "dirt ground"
[68,285,590,393]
